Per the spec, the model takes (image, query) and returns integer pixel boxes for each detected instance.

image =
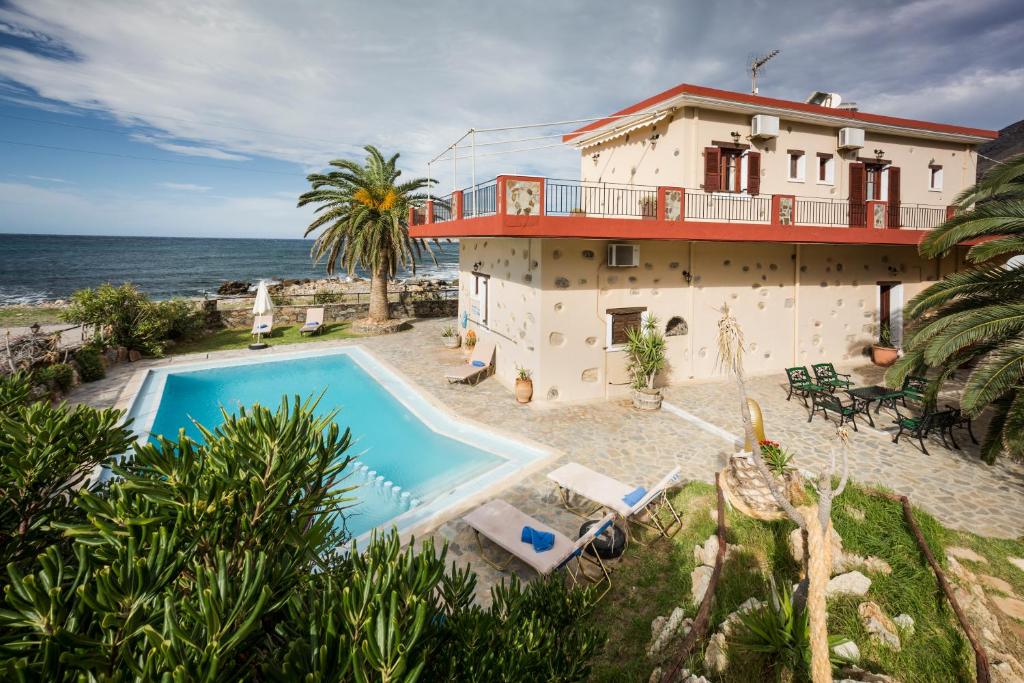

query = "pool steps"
[352,460,421,510]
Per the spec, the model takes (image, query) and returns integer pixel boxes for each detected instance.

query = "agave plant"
[298,146,437,322]
[887,154,1024,462]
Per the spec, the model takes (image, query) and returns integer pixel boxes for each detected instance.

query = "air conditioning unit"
[607,243,639,267]
[838,127,865,150]
[751,114,779,138]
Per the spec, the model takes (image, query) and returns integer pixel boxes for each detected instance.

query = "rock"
[990,651,1024,683]
[838,666,897,682]
[947,546,988,564]
[683,676,710,683]
[719,597,766,637]
[217,280,251,295]
[947,555,978,584]
[858,601,901,651]
[691,565,713,605]
[704,632,728,674]
[694,534,719,567]
[647,607,692,656]
[790,526,847,574]
[1009,557,1024,573]
[128,349,142,362]
[844,505,866,522]
[828,571,872,598]
[954,585,1003,642]
[893,613,915,637]
[832,639,861,663]
[979,574,1016,595]
[991,595,1024,622]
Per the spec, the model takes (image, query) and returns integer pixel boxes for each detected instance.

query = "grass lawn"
[0,305,64,327]
[169,323,359,355]
[586,480,1024,682]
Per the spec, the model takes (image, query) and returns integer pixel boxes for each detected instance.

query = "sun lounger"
[463,499,616,599]
[251,314,273,338]
[445,338,496,384]
[547,463,683,540]
[299,307,324,336]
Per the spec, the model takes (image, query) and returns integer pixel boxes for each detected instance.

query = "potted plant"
[463,329,477,356]
[515,366,533,404]
[626,315,666,410]
[871,323,898,367]
[441,324,460,349]
[639,195,658,220]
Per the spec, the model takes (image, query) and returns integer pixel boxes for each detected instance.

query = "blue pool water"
[145,352,505,538]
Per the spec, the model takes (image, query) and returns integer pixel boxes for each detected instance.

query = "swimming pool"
[123,346,550,542]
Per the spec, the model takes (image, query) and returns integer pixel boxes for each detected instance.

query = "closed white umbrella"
[250,280,275,349]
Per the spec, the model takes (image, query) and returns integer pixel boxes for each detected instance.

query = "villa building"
[410,83,998,403]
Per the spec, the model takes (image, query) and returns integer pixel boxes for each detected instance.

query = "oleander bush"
[72,347,105,382]
[34,362,74,393]
[0,391,603,681]
[61,283,206,356]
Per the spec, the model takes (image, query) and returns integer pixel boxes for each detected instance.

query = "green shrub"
[0,396,602,680]
[154,298,207,341]
[61,283,169,355]
[73,348,105,382]
[35,362,75,393]
[0,372,132,567]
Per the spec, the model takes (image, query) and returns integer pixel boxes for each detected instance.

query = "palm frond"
[960,339,1024,415]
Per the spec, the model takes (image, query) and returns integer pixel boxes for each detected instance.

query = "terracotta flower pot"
[515,378,534,404]
[128,349,142,362]
[871,344,898,367]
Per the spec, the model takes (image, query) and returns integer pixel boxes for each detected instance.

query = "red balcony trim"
[409,213,933,246]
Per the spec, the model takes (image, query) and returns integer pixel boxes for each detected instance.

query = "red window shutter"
[703,147,721,192]
[887,166,901,228]
[746,151,761,195]
[849,162,865,226]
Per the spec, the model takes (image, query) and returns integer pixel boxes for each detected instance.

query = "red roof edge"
[562,83,999,143]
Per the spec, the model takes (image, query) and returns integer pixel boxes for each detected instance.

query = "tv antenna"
[750,49,780,94]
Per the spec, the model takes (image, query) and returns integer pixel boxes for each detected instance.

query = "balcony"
[409,176,952,247]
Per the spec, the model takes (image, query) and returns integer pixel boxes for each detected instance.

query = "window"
[788,150,806,182]
[865,164,885,200]
[817,153,834,184]
[471,272,489,326]
[606,307,645,347]
[929,165,943,191]
[720,149,743,192]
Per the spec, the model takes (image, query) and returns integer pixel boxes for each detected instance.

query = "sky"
[0,0,1022,239]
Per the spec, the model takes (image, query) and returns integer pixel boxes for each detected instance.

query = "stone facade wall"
[212,298,456,329]
[461,236,965,404]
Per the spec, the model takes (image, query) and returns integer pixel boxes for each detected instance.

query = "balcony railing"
[545,179,658,218]
[410,175,951,231]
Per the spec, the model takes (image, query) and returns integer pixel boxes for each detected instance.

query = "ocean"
[0,234,460,305]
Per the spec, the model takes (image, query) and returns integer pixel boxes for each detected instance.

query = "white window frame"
[929,165,944,192]
[787,151,806,182]
[470,272,489,326]
[605,308,649,352]
[816,154,835,185]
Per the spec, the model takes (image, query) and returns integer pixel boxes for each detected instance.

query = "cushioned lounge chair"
[445,338,496,385]
[547,463,683,540]
[462,500,616,600]
[251,314,273,338]
[299,307,324,336]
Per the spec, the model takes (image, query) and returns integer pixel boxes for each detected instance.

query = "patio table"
[846,385,904,428]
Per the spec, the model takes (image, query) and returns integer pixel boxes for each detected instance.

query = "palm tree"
[887,154,1024,463]
[298,146,435,322]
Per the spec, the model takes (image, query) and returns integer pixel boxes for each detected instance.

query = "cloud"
[25,174,72,184]
[158,182,211,192]
[132,134,250,161]
[0,0,1020,196]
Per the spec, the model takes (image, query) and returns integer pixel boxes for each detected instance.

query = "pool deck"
[69,317,1024,601]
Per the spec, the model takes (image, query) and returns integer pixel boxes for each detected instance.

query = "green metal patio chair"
[891,405,959,455]
[785,366,820,404]
[812,363,853,392]
[899,375,929,406]
[809,389,865,431]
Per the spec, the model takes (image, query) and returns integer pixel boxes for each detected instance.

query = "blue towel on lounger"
[472,360,486,367]
[623,486,647,507]
[521,526,555,552]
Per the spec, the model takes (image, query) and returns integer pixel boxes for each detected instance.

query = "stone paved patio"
[68,317,1024,601]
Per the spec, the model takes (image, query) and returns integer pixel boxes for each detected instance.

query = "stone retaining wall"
[208,298,456,329]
